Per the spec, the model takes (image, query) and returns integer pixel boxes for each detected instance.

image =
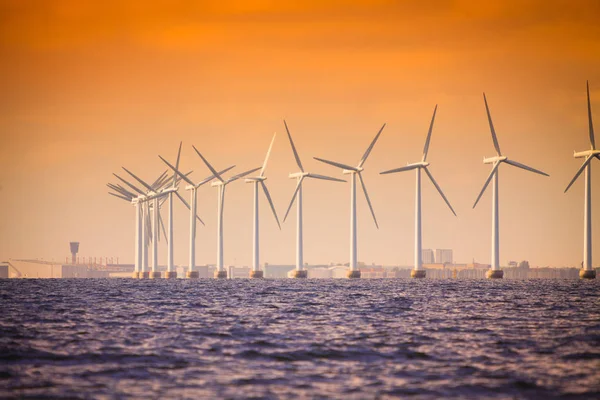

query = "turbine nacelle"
[483,155,507,164]
[574,149,600,158]
[288,172,309,179]
[342,167,364,175]
[245,176,267,183]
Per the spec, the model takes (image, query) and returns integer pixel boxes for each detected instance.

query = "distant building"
[228,266,251,278]
[422,249,435,264]
[507,261,518,268]
[436,249,453,264]
[264,264,295,278]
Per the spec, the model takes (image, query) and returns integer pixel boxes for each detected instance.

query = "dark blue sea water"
[1,278,599,399]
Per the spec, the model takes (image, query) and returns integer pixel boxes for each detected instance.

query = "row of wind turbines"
[108,83,599,280]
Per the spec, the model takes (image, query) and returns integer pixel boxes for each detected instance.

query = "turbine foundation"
[186,271,199,279]
[163,271,177,279]
[347,270,361,279]
[411,270,426,279]
[150,272,162,279]
[249,270,264,279]
[486,269,504,279]
[291,270,308,278]
[131,272,139,279]
[214,270,228,279]
[579,269,596,279]
[138,271,150,279]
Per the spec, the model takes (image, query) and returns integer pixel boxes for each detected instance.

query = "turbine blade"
[423,167,457,216]
[174,190,191,211]
[314,157,357,171]
[228,167,261,183]
[565,156,592,193]
[306,173,346,183]
[284,120,304,172]
[260,181,281,229]
[113,173,145,196]
[473,162,499,208]
[197,165,236,187]
[380,164,420,174]
[192,145,224,182]
[260,133,276,177]
[422,105,438,162]
[504,159,549,177]
[107,183,133,199]
[159,155,195,186]
[220,186,226,223]
[115,184,136,198]
[358,123,386,168]
[357,173,378,229]
[173,141,182,187]
[108,191,131,202]
[150,170,168,190]
[122,167,154,193]
[587,81,596,149]
[158,209,168,243]
[283,177,303,223]
[483,93,502,156]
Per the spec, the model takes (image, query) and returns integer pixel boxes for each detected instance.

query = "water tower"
[69,242,79,265]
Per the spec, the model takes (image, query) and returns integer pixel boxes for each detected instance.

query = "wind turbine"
[159,155,235,278]
[314,123,386,278]
[108,171,176,278]
[192,146,260,278]
[282,121,346,278]
[565,81,599,279]
[473,93,549,279]
[381,106,456,278]
[244,134,281,278]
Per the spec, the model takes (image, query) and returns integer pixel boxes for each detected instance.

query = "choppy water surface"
[1,279,599,399]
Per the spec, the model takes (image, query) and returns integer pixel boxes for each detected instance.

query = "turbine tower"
[193,146,260,279]
[159,155,234,278]
[314,123,386,278]
[473,93,549,279]
[282,120,346,278]
[381,106,456,278]
[565,81,599,280]
[244,134,281,278]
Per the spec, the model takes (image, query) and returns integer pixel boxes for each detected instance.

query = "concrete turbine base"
[347,270,361,279]
[411,269,426,279]
[579,269,596,279]
[186,271,199,279]
[214,270,228,279]
[291,270,308,279]
[163,271,177,279]
[138,272,150,279]
[486,269,504,279]
[249,270,264,279]
[131,272,139,279]
[150,272,162,279]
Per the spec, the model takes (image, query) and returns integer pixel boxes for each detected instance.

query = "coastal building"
[422,249,435,264]
[436,249,453,264]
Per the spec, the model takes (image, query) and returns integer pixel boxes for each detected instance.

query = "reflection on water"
[0,279,599,398]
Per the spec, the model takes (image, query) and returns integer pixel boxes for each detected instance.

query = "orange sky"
[1,0,599,268]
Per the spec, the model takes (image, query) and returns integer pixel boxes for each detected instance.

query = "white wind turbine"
[109,170,177,278]
[244,134,281,278]
[314,123,386,278]
[381,106,456,278]
[282,121,346,278]
[192,146,261,278]
[473,93,549,279]
[159,154,235,278]
[565,81,599,280]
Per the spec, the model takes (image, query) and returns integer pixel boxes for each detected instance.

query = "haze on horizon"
[1,0,599,269]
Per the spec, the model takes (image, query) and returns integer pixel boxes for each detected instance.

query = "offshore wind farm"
[2,2,600,399]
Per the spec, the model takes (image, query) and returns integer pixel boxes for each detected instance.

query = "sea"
[1,278,599,399]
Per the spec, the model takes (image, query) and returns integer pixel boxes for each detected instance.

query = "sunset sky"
[1,0,599,268]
